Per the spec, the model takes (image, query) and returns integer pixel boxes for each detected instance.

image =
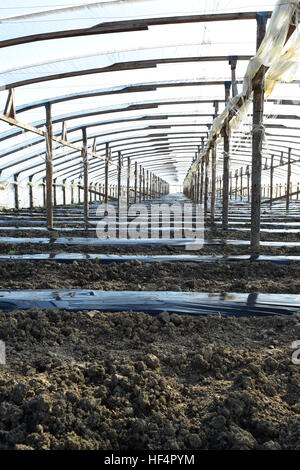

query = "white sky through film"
[1,0,300,192]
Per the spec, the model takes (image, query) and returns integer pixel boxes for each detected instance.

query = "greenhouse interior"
[0,0,300,454]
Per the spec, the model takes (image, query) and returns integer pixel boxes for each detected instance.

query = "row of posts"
[42,105,169,229]
[185,12,298,252]
[190,150,298,209]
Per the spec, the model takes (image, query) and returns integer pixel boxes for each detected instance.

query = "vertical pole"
[42,177,46,207]
[53,178,57,207]
[287,148,291,211]
[246,166,250,202]
[204,153,209,215]
[139,165,142,203]
[197,166,200,203]
[270,155,274,207]
[240,167,243,200]
[211,101,219,223]
[62,179,66,206]
[14,173,19,210]
[229,171,232,199]
[82,127,89,227]
[29,176,33,209]
[127,156,131,208]
[143,168,145,201]
[134,161,138,203]
[200,157,204,205]
[45,103,54,229]
[105,143,110,205]
[71,180,74,205]
[118,151,122,213]
[235,170,238,200]
[222,81,231,229]
[250,13,267,253]
[146,170,149,200]
[149,172,152,199]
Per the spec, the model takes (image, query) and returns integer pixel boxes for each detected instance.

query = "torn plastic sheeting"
[0,253,300,265]
[0,290,299,316]
[185,0,300,187]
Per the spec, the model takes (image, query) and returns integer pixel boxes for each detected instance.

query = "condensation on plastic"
[185,0,300,187]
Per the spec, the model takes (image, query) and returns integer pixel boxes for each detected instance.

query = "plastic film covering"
[0,290,299,316]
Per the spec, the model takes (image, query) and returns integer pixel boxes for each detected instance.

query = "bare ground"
[0,310,299,450]
[0,259,299,293]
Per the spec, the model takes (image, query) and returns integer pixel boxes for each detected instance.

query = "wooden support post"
[62,179,66,206]
[240,167,243,200]
[270,155,274,207]
[143,168,145,201]
[197,166,200,203]
[29,176,34,209]
[77,183,80,204]
[127,156,131,208]
[286,148,292,211]
[118,151,122,213]
[139,165,142,203]
[149,172,152,199]
[200,157,204,205]
[211,101,219,223]
[251,13,267,253]
[204,153,209,214]
[42,177,46,207]
[4,89,16,119]
[45,103,54,230]
[134,162,138,203]
[82,127,89,227]
[14,173,19,210]
[229,171,232,199]
[53,178,57,207]
[235,170,238,200]
[222,81,231,229]
[229,57,238,97]
[105,143,110,205]
[146,170,149,200]
[246,166,250,202]
[71,180,74,205]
